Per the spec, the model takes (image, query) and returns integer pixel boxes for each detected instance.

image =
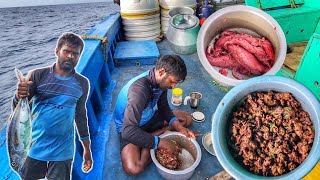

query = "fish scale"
[6,68,32,174]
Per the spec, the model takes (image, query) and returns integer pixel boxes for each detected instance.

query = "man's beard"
[159,76,170,90]
[59,58,74,72]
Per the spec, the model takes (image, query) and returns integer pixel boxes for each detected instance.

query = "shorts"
[21,156,73,180]
[120,111,165,150]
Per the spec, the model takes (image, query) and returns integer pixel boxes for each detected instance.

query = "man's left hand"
[179,127,195,138]
[82,149,93,172]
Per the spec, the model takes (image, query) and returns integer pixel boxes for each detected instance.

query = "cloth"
[12,64,90,161]
[113,68,177,149]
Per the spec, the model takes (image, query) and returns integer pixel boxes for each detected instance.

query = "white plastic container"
[120,0,159,14]
[126,34,161,41]
[123,23,161,32]
[125,29,161,38]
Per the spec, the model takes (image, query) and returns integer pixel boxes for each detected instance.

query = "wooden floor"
[284,42,308,73]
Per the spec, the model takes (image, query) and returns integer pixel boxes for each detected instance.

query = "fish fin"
[32,112,38,120]
[30,140,36,147]
[15,68,25,82]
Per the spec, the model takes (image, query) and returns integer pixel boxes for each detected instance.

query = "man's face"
[159,74,181,90]
[55,44,82,72]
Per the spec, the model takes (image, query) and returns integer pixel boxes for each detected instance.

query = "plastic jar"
[171,88,183,106]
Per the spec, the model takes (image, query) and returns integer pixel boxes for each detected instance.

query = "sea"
[0,2,120,129]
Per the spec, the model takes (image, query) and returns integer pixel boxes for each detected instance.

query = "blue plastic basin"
[212,76,320,180]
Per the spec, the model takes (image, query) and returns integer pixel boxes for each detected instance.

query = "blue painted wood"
[72,13,122,179]
[86,101,99,135]
[0,125,21,180]
[114,40,160,60]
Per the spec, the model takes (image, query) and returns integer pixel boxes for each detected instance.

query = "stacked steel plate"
[120,0,161,41]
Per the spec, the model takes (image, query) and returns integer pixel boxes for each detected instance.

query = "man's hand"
[158,138,181,155]
[171,120,195,138]
[82,149,93,172]
[178,127,195,139]
[81,140,93,173]
[16,80,33,99]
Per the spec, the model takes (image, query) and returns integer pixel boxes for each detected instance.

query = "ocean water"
[0,2,120,129]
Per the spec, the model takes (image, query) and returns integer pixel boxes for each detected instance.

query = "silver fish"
[7,68,32,174]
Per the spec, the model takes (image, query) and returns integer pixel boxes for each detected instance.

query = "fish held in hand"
[7,68,32,174]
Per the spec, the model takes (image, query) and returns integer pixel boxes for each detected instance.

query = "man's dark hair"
[155,55,187,82]
[56,32,84,53]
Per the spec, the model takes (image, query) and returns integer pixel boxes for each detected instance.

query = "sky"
[0,0,110,8]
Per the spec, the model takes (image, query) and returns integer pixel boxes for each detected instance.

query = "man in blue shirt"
[13,32,93,179]
[114,55,195,175]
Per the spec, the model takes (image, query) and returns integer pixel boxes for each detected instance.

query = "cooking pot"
[166,14,200,54]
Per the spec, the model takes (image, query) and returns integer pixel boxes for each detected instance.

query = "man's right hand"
[16,80,33,99]
[158,138,180,155]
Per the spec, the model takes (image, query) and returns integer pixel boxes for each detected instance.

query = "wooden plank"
[208,170,232,180]
[284,42,308,72]
[303,162,320,180]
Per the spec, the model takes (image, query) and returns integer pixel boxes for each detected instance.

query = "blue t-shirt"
[13,65,90,161]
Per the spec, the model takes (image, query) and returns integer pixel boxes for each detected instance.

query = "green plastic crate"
[245,0,320,43]
[295,33,320,101]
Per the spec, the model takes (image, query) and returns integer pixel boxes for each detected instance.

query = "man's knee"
[183,113,192,127]
[122,162,144,176]
[173,110,192,127]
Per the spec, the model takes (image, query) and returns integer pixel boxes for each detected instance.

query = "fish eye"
[11,162,16,166]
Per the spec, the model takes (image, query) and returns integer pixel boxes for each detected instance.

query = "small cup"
[184,92,202,109]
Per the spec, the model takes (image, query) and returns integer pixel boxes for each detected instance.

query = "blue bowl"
[212,76,320,179]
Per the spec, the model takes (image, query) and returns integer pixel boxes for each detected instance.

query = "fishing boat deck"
[103,38,227,179]
[1,11,318,180]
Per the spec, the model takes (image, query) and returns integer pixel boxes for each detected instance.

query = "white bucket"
[126,33,161,41]
[161,25,169,33]
[121,13,159,20]
[161,16,170,26]
[122,16,160,26]
[124,23,161,32]
[120,0,160,14]
[125,29,161,38]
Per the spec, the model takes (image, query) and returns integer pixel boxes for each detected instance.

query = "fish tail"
[15,68,25,82]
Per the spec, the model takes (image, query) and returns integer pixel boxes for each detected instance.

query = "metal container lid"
[170,14,198,30]
[191,111,205,122]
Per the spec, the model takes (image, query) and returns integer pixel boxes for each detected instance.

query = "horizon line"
[0,1,112,9]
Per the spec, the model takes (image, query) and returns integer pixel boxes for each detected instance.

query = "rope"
[256,0,262,9]
[81,35,108,63]
[289,0,297,8]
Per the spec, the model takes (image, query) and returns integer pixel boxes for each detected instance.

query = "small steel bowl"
[202,131,215,156]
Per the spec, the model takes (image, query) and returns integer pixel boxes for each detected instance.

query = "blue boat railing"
[73,13,122,179]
